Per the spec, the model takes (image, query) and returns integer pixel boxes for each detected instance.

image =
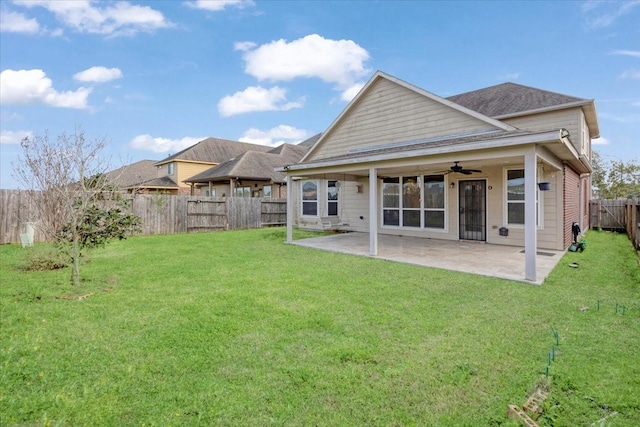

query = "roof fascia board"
[285,130,563,172]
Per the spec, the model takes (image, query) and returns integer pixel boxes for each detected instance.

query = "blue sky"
[1,0,638,189]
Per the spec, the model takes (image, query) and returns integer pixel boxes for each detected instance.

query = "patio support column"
[524,149,537,282]
[286,175,293,243]
[369,167,378,256]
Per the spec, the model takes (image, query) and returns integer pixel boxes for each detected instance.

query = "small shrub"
[19,245,68,271]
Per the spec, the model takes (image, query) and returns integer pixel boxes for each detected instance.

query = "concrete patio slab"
[291,232,566,285]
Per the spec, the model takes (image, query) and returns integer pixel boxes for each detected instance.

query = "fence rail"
[0,190,287,244]
[590,199,640,250]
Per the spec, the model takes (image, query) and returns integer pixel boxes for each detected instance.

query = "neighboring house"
[281,71,599,282]
[154,137,274,195]
[184,135,319,198]
[104,159,173,193]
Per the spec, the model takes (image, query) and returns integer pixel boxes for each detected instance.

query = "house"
[280,71,599,282]
[104,159,174,193]
[154,137,274,194]
[184,134,320,198]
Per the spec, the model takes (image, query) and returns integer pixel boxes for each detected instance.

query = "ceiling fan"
[439,161,482,175]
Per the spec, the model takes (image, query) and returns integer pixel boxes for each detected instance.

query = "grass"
[1,228,638,426]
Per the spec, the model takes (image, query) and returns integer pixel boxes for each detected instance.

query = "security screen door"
[459,179,486,241]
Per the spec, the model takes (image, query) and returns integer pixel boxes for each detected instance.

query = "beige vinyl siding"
[311,79,499,160]
[176,162,216,188]
[502,108,588,157]
[339,180,369,232]
[482,165,563,250]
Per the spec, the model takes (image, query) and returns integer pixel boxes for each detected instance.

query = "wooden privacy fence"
[590,199,640,250]
[0,190,287,244]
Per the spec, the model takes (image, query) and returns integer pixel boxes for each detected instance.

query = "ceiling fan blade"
[466,169,482,173]
[460,170,473,175]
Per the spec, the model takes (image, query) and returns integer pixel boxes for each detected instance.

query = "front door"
[459,179,486,241]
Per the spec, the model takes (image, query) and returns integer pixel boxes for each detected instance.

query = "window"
[167,162,174,175]
[327,181,339,216]
[423,175,445,229]
[302,180,318,216]
[402,176,420,227]
[383,175,446,229]
[506,168,541,226]
[382,178,400,226]
[234,186,251,197]
[263,185,272,198]
[507,169,525,225]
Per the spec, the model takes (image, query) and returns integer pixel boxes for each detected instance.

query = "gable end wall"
[310,79,497,160]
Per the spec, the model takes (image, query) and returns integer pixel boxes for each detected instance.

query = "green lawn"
[1,228,638,426]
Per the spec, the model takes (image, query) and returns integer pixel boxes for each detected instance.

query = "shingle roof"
[105,159,159,188]
[447,82,588,118]
[297,132,322,148]
[156,137,273,165]
[186,143,309,184]
[133,176,179,189]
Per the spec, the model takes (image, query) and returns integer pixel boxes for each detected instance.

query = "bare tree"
[12,127,140,285]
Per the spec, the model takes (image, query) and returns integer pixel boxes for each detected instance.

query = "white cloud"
[74,66,123,83]
[239,125,309,146]
[184,0,255,12]
[0,69,92,109]
[499,72,521,81]
[582,0,640,29]
[619,69,640,79]
[239,34,370,91]
[129,134,206,153]
[234,41,256,51]
[593,137,609,145]
[14,0,172,37]
[217,85,303,117]
[611,49,640,58]
[0,10,40,34]
[0,129,33,145]
[340,82,365,102]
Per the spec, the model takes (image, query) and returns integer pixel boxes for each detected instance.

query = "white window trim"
[167,162,175,176]
[380,174,448,232]
[326,180,339,217]
[503,166,543,229]
[423,174,448,231]
[301,180,319,217]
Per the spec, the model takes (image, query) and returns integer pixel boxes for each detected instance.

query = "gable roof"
[185,142,310,184]
[447,82,600,138]
[156,137,273,165]
[447,82,587,117]
[302,71,518,162]
[132,176,179,190]
[105,159,159,189]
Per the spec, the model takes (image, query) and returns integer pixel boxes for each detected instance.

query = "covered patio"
[291,232,566,285]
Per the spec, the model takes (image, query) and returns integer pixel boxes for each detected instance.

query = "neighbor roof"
[186,143,309,184]
[105,159,159,189]
[447,82,589,118]
[130,176,179,190]
[156,137,273,165]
